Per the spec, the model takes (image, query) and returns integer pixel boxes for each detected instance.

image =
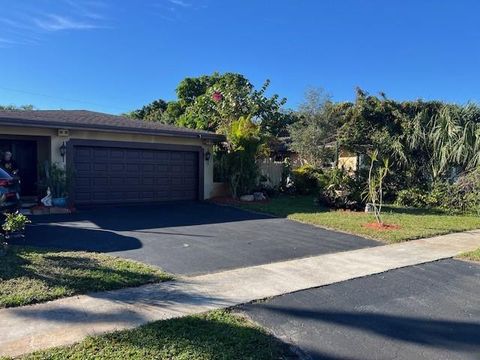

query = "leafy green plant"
[1,212,31,255]
[292,165,325,195]
[38,162,72,198]
[395,170,480,215]
[395,188,428,208]
[365,150,390,224]
[288,88,338,167]
[223,116,265,198]
[2,211,31,234]
[316,168,363,210]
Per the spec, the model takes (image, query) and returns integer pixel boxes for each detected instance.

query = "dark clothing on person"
[1,159,18,175]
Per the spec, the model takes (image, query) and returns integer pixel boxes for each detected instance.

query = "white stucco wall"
[0,125,215,199]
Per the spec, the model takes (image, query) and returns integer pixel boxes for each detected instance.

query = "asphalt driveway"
[242,259,480,360]
[22,201,378,275]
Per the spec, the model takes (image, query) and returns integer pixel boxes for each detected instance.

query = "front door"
[0,140,38,196]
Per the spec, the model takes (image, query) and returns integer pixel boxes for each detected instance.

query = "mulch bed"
[363,222,401,231]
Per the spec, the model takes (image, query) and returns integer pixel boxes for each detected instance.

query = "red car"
[0,167,21,213]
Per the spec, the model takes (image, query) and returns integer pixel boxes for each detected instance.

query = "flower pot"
[52,197,68,208]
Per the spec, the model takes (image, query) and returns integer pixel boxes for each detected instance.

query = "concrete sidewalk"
[2,230,480,358]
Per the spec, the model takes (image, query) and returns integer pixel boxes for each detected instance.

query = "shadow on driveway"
[17,201,379,275]
[242,259,480,360]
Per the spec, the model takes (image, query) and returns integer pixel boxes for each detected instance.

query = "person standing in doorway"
[1,151,19,175]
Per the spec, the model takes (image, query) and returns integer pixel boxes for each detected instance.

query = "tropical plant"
[38,162,72,198]
[365,150,390,224]
[316,168,363,210]
[127,73,294,135]
[223,116,264,198]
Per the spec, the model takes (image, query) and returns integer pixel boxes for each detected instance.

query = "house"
[0,110,224,206]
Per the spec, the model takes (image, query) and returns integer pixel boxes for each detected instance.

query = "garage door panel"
[125,150,141,160]
[72,144,199,204]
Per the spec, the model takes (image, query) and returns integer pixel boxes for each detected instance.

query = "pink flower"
[212,91,223,102]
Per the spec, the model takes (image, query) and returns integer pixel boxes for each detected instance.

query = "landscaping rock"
[240,194,255,202]
[365,203,374,213]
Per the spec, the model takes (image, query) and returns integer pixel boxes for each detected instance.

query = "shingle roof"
[0,110,224,141]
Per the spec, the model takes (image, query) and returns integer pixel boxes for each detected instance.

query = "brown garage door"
[72,144,199,205]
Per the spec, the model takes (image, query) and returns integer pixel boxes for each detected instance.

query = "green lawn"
[458,248,480,262]
[238,195,480,243]
[5,310,291,360]
[0,246,172,308]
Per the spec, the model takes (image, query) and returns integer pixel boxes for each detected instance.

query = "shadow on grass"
[15,310,295,360]
[382,205,449,216]
[0,246,169,308]
[239,195,329,218]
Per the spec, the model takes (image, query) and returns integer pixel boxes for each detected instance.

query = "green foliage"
[123,99,169,123]
[127,73,294,135]
[292,165,325,195]
[238,195,480,243]
[288,88,338,167]
[38,162,71,198]
[459,248,480,262]
[317,168,364,210]
[2,212,30,235]
[338,89,480,190]
[223,116,264,197]
[395,188,428,208]
[0,247,171,308]
[395,170,480,215]
[0,104,35,110]
[13,310,290,360]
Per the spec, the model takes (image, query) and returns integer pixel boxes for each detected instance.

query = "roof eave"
[0,118,225,142]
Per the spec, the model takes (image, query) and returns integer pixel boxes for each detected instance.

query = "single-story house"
[0,110,224,206]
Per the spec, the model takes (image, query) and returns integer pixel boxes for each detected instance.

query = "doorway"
[0,139,38,196]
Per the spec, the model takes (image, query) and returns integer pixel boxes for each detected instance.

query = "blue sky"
[1,0,479,114]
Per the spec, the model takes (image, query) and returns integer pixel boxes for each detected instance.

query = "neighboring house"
[0,110,224,206]
[337,148,367,173]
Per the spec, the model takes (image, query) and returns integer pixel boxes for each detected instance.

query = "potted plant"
[39,162,71,207]
[0,211,31,256]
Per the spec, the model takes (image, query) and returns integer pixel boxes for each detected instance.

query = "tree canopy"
[126,72,295,135]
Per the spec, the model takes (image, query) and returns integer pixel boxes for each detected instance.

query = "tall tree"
[129,73,294,134]
[124,99,168,122]
[288,88,339,167]
[0,104,35,110]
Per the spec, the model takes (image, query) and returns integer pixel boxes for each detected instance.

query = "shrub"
[395,188,428,208]
[317,168,364,210]
[292,165,325,195]
[223,116,264,198]
[2,211,31,235]
[395,170,480,215]
[449,170,480,215]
